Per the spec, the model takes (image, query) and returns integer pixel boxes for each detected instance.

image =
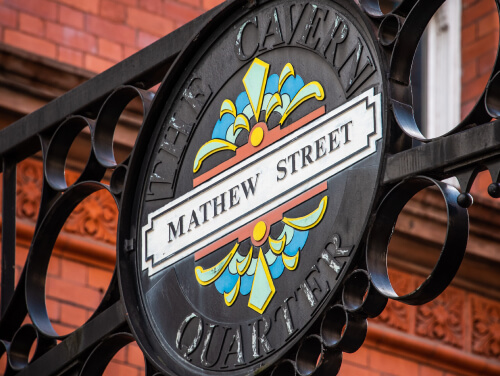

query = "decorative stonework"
[63,190,118,245]
[472,295,500,358]
[15,159,117,245]
[373,269,412,331]
[416,286,464,348]
[16,160,43,221]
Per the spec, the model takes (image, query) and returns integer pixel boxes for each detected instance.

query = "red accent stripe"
[194,181,328,261]
[193,106,326,187]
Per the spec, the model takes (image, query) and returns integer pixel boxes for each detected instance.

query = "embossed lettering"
[168,215,185,242]
[222,326,245,367]
[176,313,203,361]
[235,17,259,60]
[259,8,284,51]
[182,77,212,119]
[283,3,307,43]
[297,5,329,50]
[321,13,349,65]
[200,324,228,368]
[250,317,273,359]
[275,297,297,338]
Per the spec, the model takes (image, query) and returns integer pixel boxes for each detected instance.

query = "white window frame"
[424,1,462,138]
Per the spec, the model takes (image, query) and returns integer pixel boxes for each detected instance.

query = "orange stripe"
[193,106,326,187]
[194,181,328,261]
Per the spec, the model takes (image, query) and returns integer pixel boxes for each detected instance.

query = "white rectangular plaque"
[142,88,382,276]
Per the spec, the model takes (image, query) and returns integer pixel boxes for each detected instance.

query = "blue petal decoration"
[283,230,308,257]
[265,74,279,95]
[235,92,250,114]
[214,268,239,294]
[212,113,236,140]
[269,255,285,279]
[280,75,305,101]
[240,274,254,296]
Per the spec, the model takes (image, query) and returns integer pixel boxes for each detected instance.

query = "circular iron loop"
[270,359,297,376]
[110,164,128,195]
[313,349,342,376]
[296,335,324,376]
[342,270,387,318]
[378,14,401,47]
[94,86,154,169]
[8,325,55,371]
[366,176,469,305]
[25,182,118,339]
[390,0,500,141]
[320,304,367,353]
[44,116,105,191]
[485,71,500,118]
[358,0,417,18]
[79,333,136,376]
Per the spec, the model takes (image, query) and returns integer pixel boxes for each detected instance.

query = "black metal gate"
[0,0,499,375]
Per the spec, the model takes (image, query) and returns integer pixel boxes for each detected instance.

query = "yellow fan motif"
[279,63,295,91]
[282,251,299,271]
[193,58,326,173]
[224,276,241,306]
[236,247,253,275]
[233,114,250,135]
[283,196,328,230]
[220,99,236,118]
[280,81,325,125]
[193,139,237,173]
[266,93,283,122]
[195,243,239,285]
[269,235,286,254]
[194,196,328,314]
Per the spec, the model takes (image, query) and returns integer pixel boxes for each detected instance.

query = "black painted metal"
[0,4,221,170]
[0,0,499,375]
[367,176,469,305]
[1,158,16,316]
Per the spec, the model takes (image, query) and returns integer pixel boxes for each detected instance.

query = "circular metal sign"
[119,0,388,374]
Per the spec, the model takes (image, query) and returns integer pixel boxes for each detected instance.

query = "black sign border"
[118,0,392,374]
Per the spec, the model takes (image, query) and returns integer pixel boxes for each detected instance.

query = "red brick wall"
[462,0,499,200]
[461,0,499,119]
[0,0,224,72]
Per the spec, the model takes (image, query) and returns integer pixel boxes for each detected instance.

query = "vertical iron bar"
[1,158,16,316]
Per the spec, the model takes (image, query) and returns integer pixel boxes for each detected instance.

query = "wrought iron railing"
[0,0,500,375]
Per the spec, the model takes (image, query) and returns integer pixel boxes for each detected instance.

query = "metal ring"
[390,0,500,141]
[93,86,154,169]
[44,116,105,191]
[485,71,500,118]
[366,176,469,305]
[378,14,401,47]
[296,335,324,376]
[342,269,387,318]
[25,182,118,338]
[312,349,342,376]
[358,0,417,18]
[270,359,297,376]
[320,305,367,353]
[9,325,55,371]
[110,164,128,196]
